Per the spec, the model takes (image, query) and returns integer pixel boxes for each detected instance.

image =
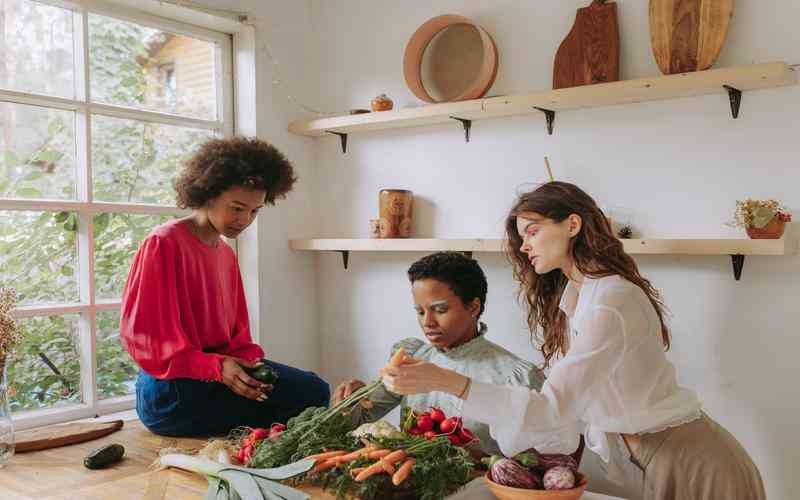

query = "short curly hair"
[407,252,488,318]
[173,137,297,208]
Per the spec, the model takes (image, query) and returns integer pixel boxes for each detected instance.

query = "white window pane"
[91,114,212,204]
[89,14,217,120]
[8,315,82,413]
[94,212,175,299]
[0,102,76,200]
[0,0,75,98]
[0,210,79,305]
[96,310,137,399]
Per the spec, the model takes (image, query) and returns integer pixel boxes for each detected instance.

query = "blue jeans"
[135,359,330,437]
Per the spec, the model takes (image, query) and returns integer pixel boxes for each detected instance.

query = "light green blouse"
[349,323,545,455]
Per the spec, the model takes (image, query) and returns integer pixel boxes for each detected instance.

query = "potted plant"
[730,199,793,239]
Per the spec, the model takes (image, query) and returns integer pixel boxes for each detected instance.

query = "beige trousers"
[627,413,766,500]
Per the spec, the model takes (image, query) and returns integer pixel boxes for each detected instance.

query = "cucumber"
[84,443,125,469]
[245,361,279,385]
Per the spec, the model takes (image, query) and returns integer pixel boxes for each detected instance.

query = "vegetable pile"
[159,348,479,499]
[484,449,581,491]
[244,348,478,499]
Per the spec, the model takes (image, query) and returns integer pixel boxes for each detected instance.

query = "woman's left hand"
[381,360,467,396]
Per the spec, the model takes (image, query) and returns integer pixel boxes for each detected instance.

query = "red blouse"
[120,220,263,382]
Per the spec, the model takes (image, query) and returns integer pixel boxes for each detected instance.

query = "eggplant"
[543,466,576,490]
[490,458,541,489]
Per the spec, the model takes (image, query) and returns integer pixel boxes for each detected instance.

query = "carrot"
[354,449,409,481]
[380,459,396,475]
[366,449,391,460]
[311,459,337,473]
[388,347,407,367]
[381,449,408,466]
[306,450,346,461]
[354,461,387,481]
[392,458,416,486]
[349,466,367,478]
[330,446,377,463]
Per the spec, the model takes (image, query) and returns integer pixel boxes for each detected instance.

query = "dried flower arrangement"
[0,288,22,368]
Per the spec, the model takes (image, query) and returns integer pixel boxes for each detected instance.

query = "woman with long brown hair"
[381,182,765,499]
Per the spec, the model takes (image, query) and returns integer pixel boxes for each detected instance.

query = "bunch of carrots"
[306,447,416,486]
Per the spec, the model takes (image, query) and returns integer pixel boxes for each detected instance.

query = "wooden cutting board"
[553,0,620,90]
[649,0,734,74]
[15,419,124,453]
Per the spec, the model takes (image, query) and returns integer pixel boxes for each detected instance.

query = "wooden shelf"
[288,62,796,142]
[290,237,796,280]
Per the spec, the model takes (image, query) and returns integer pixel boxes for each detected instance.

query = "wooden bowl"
[403,14,498,103]
[485,472,588,500]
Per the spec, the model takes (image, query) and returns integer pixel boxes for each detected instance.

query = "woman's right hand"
[332,379,366,406]
[221,356,271,401]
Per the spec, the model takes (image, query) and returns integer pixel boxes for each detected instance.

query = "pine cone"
[617,225,633,239]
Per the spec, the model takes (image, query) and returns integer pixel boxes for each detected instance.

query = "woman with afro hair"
[121,137,329,437]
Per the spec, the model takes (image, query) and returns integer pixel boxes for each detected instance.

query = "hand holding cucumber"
[221,357,275,401]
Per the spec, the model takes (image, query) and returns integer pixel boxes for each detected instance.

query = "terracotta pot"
[379,189,413,238]
[371,94,394,111]
[746,217,785,239]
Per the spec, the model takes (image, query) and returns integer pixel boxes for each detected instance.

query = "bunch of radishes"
[405,407,477,447]
[235,423,286,464]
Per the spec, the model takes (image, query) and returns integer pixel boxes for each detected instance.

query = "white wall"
[189,0,324,371]
[301,1,800,499]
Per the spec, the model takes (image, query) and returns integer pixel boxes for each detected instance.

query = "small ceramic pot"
[368,219,381,238]
[371,94,394,111]
[746,217,786,239]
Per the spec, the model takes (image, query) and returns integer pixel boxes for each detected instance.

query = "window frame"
[0,0,235,429]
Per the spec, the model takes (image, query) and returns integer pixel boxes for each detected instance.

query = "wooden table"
[0,419,335,500]
[0,419,625,500]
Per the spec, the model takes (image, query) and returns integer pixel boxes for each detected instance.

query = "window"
[0,0,233,427]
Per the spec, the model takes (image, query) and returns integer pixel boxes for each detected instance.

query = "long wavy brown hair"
[504,182,670,367]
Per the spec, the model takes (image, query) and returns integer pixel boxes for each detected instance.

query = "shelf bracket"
[326,131,348,153]
[723,85,742,119]
[533,107,556,135]
[730,254,745,281]
[449,116,472,142]
[339,250,350,270]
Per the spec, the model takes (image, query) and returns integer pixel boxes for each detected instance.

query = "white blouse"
[463,275,701,483]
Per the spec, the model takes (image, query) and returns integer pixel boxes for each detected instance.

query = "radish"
[457,427,476,445]
[429,407,446,424]
[416,414,434,432]
[440,416,461,434]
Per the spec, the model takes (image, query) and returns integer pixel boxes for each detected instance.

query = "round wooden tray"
[403,14,498,103]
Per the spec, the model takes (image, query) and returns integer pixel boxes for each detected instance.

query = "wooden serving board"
[15,419,124,453]
[553,0,620,89]
[649,0,734,74]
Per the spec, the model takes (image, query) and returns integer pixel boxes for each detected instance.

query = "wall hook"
[326,131,348,153]
[533,107,556,135]
[449,116,472,142]
[722,85,742,119]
